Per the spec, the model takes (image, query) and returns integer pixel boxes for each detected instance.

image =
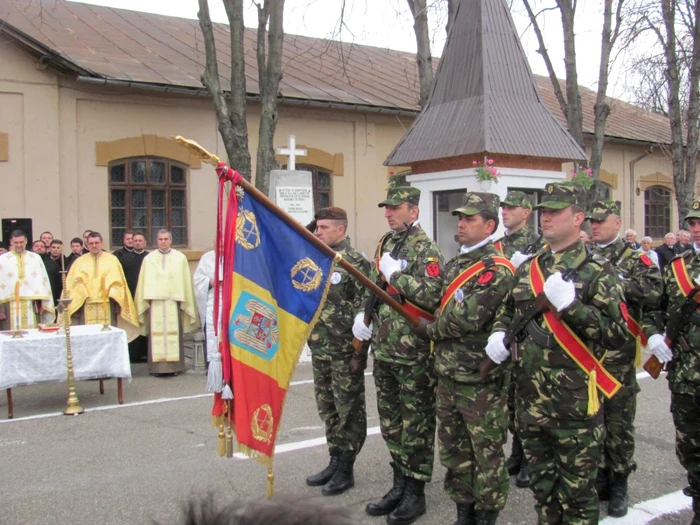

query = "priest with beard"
[116,232,149,361]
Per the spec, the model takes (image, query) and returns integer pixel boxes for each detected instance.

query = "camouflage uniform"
[661,200,700,519]
[366,187,444,483]
[587,202,663,482]
[492,184,628,525]
[308,236,370,458]
[426,192,516,517]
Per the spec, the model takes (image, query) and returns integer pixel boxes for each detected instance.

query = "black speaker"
[2,218,33,247]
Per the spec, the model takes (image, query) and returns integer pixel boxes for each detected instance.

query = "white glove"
[510,251,531,270]
[543,272,576,312]
[648,333,673,363]
[379,252,402,282]
[352,313,373,341]
[694,275,700,287]
[485,332,509,364]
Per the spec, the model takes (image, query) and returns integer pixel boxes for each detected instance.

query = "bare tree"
[406,0,434,108]
[521,0,630,200]
[197,0,284,194]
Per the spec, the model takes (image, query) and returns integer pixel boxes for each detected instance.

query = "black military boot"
[474,510,499,525]
[515,461,530,488]
[322,452,355,496]
[595,467,610,501]
[387,478,426,525]
[306,454,339,487]
[365,462,406,516]
[453,503,476,525]
[693,498,700,525]
[506,437,524,476]
[608,473,629,517]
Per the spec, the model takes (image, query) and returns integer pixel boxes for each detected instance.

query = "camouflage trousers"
[600,366,639,475]
[671,391,700,505]
[437,375,509,510]
[373,356,437,482]
[508,373,518,436]
[312,353,367,456]
[521,423,603,525]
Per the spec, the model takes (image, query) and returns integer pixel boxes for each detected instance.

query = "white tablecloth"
[0,325,131,390]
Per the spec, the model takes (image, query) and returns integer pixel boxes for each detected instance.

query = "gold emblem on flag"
[237,209,261,250]
[291,258,323,292]
[251,403,274,444]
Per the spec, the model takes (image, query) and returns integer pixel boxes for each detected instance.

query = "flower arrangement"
[570,166,595,190]
[473,156,501,183]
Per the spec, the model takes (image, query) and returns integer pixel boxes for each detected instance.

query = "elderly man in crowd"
[624,229,640,249]
[656,232,678,271]
[639,236,660,268]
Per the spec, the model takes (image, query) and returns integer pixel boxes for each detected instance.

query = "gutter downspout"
[629,146,654,230]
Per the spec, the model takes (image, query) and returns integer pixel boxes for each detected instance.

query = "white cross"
[275,135,307,171]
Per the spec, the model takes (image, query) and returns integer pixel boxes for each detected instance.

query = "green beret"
[315,207,347,221]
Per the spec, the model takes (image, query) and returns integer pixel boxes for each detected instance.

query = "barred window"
[644,186,671,239]
[295,164,332,211]
[109,158,188,247]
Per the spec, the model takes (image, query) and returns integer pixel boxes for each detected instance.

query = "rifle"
[643,286,700,379]
[479,249,593,379]
[524,234,544,256]
[352,222,413,354]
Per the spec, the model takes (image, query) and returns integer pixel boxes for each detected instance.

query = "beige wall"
[0,40,690,263]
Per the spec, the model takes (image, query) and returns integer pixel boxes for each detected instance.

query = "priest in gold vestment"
[0,230,55,330]
[65,232,139,340]
[135,229,199,375]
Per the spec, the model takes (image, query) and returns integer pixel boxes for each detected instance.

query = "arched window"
[644,185,671,239]
[109,157,188,247]
[296,164,332,211]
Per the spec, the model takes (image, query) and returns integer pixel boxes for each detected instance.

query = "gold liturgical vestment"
[134,248,199,374]
[65,251,139,340]
[0,250,55,330]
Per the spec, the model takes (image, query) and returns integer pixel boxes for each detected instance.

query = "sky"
[70,0,634,101]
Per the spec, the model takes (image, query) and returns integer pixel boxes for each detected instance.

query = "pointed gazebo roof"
[385,0,587,166]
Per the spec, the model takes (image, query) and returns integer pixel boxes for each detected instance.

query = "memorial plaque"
[276,186,314,226]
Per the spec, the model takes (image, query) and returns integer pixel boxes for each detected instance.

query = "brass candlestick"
[58,271,83,416]
[101,277,111,331]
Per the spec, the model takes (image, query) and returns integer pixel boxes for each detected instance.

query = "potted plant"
[473,156,501,191]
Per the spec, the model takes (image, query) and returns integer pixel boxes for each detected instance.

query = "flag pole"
[172,136,420,327]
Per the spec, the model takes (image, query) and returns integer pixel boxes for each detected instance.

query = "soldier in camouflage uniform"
[647,199,700,525]
[490,183,628,525]
[416,192,516,525]
[496,190,541,489]
[352,185,444,525]
[587,200,663,517]
[305,207,371,496]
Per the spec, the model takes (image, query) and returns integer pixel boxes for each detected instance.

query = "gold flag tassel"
[266,466,275,499]
[225,401,234,458]
[217,424,226,457]
[587,369,600,416]
[634,338,642,368]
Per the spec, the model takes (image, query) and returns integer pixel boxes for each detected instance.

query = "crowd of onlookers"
[577,227,691,271]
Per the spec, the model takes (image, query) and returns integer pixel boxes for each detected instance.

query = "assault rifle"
[644,285,700,379]
[479,249,593,379]
[351,223,413,361]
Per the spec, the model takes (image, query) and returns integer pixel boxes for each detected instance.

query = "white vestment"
[193,250,223,392]
[0,250,55,329]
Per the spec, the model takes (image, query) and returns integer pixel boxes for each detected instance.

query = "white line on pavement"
[289,371,372,387]
[233,426,381,460]
[599,489,691,524]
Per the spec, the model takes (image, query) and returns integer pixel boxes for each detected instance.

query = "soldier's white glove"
[379,252,402,282]
[352,313,373,341]
[510,251,531,270]
[648,333,673,363]
[694,275,700,287]
[543,272,576,312]
[485,332,509,364]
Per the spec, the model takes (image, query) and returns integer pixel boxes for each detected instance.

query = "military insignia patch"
[426,263,440,277]
[640,254,652,267]
[548,185,554,194]
[619,301,629,321]
[291,258,323,291]
[694,201,700,210]
[478,271,494,285]
[455,288,464,304]
[330,271,341,284]
[424,257,439,264]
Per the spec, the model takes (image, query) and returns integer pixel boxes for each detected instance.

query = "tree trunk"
[407,0,434,108]
[254,0,285,196]
[557,0,585,149]
[681,0,700,226]
[446,0,456,38]
[197,0,252,180]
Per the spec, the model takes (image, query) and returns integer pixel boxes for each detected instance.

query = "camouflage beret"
[685,198,700,220]
[314,206,347,221]
[536,183,586,210]
[501,190,533,210]
[586,200,622,221]
[378,186,421,207]
[452,192,500,216]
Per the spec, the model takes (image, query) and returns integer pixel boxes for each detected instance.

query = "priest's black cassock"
[115,248,148,360]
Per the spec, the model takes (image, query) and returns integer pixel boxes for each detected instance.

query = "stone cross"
[275,135,307,171]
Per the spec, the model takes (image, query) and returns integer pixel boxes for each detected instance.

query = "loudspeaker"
[2,218,33,247]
